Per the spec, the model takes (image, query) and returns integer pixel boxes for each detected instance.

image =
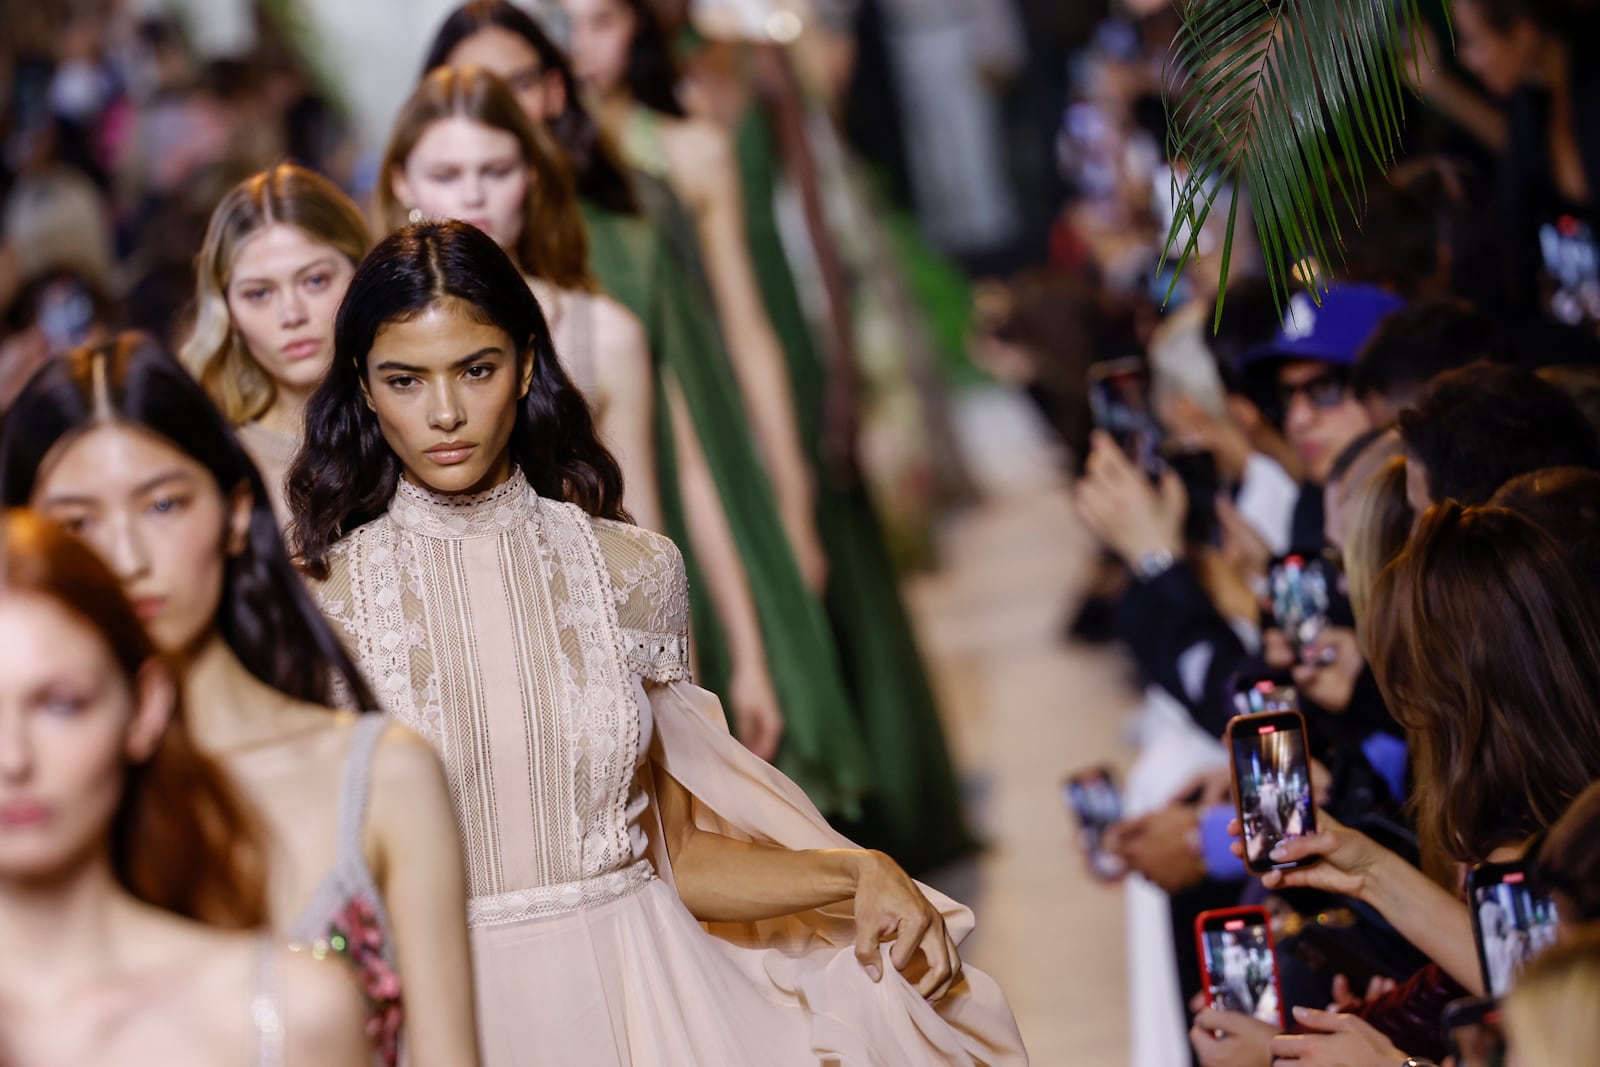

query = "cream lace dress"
[314,473,1026,1066]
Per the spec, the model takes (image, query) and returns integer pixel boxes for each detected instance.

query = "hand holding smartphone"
[1469,861,1561,997]
[1062,766,1126,881]
[1266,554,1332,656]
[1227,703,1318,873]
[1195,906,1285,1028]
[1087,357,1164,479]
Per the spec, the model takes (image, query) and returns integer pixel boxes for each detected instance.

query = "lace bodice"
[316,474,691,927]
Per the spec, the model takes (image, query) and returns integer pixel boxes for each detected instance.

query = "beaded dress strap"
[253,935,285,1067]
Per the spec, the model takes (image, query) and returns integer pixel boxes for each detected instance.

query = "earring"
[408,207,423,224]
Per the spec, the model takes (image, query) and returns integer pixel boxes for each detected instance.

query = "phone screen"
[1232,678,1300,719]
[1443,997,1507,1067]
[1267,554,1331,652]
[1540,215,1600,327]
[1230,711,1315,872]
[1087,358,1164,478]
[1197,908,1283,1027]
[1063,767,1125,881]
[1470,864,1561,997]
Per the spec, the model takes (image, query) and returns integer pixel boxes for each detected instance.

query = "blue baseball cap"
[1243,284,1407,369]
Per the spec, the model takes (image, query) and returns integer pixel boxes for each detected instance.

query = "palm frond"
[1161,0,1434,327]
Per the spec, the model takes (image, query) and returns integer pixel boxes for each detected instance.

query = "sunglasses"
[1264,368,1350,425]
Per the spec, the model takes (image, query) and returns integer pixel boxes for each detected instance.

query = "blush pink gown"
[317,473,1027,1065]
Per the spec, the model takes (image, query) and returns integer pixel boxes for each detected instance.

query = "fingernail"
[1293,1005,1310,1019]
[865,964,881,982]
[1269,846,1286,859]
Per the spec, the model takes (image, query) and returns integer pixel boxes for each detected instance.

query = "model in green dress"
[582,185,872,819]
[731,94,980,871]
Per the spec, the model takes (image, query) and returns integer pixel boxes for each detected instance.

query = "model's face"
[0,592,170,885]
[31,426,250,655]
[393,117,530,254]
[1455,0,1540,99]
[446,28,567,126]
[363,300,531,495]
[1278,360,1372,485]
[560,0,636,97]
[225,223,355,402]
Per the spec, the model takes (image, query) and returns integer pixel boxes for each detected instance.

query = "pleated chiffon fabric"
[314,475,1026,1065]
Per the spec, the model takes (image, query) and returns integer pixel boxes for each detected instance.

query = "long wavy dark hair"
[0,333,378,712]
[1,509,268,929]
[1367,502,1600,863]
[288,220,628,578]
[614,0,688,118]
[422,0,638,214]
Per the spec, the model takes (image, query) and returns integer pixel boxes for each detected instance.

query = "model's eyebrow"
[373,346,505,373]
[38,469,194,507]
[230,257,342,288]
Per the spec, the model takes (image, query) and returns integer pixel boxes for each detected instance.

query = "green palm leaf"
[1161,0,1435,326]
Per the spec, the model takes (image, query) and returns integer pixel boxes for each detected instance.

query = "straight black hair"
[422,0,639,214]
[0,333,378,711]
[287,220,628,578]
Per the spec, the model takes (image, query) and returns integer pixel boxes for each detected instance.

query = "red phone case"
[1194,905,1286,1030]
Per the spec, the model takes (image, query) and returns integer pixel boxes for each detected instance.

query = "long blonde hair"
[1344,456,1412,634]
[180,163,371,425]
[1504,923,1600,1065]
[377,65,596,292]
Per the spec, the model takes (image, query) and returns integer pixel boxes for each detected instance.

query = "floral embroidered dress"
[285,714,404,1065]
[314,472,1027,1066]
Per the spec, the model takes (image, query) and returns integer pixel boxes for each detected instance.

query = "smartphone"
[1228,709,1317,873]
[1062,766,1126,881]
[1469,860,1562,997]
[1195,906,1285,1028]
[1540,215,1600,327]
[1087,357,1164,478]
[1266,553,1332,654]
[1231,674,1299,718]
[1442,996,1506,1067]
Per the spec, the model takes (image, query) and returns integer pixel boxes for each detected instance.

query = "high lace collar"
[388,469,537,540]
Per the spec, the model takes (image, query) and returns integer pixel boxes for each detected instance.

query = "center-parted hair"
[0,509,267,928]
[287,220,627,579]
[0,333,377,712]
[1367,502,1600,862]
[421,0,638,215]
[377,64,596,291]
[180,163,373,425]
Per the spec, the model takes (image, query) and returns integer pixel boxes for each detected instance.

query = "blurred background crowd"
[3,0,1600,1063]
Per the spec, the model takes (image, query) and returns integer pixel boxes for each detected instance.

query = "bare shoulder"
[279,946,370,1066]
[367,721,450,827]
[663,116,735,200]
[590,295,649,363]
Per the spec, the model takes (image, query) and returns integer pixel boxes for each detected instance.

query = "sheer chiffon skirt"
[466,680,1027,1066]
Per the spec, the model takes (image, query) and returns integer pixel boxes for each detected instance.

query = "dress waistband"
[466,860,656,928]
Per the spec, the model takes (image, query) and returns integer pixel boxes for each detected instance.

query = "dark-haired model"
[291,221,1026,1065]
[0,337,479,1067]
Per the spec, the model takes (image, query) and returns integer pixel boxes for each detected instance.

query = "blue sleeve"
[1199,802,1247,881]
[1360,731,1409,805]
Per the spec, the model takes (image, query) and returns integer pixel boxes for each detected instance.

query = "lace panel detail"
[388,473,531,539]
[465,860,654,928]
[596,519,692,683]
[539,499,640,881]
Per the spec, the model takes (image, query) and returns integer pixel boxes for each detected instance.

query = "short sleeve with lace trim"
[592,519,692,684]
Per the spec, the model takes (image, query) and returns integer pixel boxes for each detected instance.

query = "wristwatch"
[1131,548,1178,582]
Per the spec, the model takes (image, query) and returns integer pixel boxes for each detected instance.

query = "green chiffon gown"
[581,183,872,819]
[733,107,980,872]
